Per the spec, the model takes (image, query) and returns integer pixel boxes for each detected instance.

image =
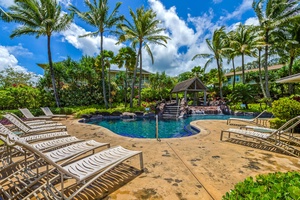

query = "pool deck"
[62,116,300,200]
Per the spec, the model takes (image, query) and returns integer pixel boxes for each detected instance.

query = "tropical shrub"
[269,118,286,129]
[223,171,300,199]
[229,84,257,109]
[0,86,52,110]
[272,97,300,120]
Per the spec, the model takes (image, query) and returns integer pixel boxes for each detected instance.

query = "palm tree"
[223,31,238,89]
[117,6,170,107]
[273,18,300,94]
[69,0,123,109]
[0,7,12,21]
[114,47,136,107]
[252,0,300,98]
[192,26,227,98]
[96,50,114,108]
[229,24,258,84]
[7,0,73,107]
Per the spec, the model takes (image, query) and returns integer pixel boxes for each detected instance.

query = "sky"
[0,0,259,78]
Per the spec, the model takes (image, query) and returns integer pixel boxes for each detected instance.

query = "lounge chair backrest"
[254,110,267,119]
[19,108,35,119]
[4,114,30,133]
[0,123,25,153]
[276,116,300,133]
[41,107,53,116]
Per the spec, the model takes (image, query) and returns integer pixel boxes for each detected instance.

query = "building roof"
[171,77,207,93]
[276,73,300,83]
[224,64,284,77]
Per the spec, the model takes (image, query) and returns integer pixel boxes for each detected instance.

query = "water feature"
[87,114,252,139]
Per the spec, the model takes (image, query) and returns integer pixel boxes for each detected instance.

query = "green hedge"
[223,171,300,199]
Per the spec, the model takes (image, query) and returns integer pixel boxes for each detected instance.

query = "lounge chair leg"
[139,153,144,171]
[220,131,224,141]
[61,173,64,200]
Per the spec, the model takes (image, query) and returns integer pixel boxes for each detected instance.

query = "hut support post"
[204,90,207,106]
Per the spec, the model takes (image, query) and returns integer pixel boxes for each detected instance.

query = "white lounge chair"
[0,125,110,199]
[221,116,300,157]
[41,107,67,119]
[4,114,67,135]
[1,133,142,200]
[19,108,52,120]
[10,113,61,126]
[227,110,270,126]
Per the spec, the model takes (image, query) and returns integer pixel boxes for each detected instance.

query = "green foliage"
[0,86,52,110]
[74,108,98,118]
[228,84,257,109]
[269,118,287,129]
[223,171,300,200]
[272,97,300,120]
[0,67,38,88]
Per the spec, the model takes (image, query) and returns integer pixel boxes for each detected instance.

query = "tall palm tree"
[229,24,258,84]
[223,31,238,89]
[117,6,170,107]
[192,26,227,98]
[273,18,300,94]
[252,0,300,98]
[7,0,73,107]
[114,47,136,107]
[69,0,123,109]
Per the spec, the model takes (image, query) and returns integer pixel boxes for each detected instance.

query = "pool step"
[162,105,180,119]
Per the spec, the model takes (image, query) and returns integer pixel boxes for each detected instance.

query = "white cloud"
[0,45,32,72]
[6,43,33,57]
[244,17,259,26]
[220,0,253,21]
[213,0,223,4]
[0,0,13,8]
[142,0,218,76]
[61,23,124,56]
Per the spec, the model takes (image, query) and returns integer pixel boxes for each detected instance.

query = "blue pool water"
[88,114,252,139]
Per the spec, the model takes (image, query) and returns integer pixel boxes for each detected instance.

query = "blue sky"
[0,0,258,77]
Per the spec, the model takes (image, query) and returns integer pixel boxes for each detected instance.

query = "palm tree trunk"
[258,48,267,98]
[288,56,295,95]
[125,67,128,108]
[216,58,223,98]
[232,58,236,89]
[130,50,140,108]
[100,31,108,108]
[108,66,111,109]
[47,35,60,108]
[138,41,143,106]
[242,53,245,84]
[264,31,271,99]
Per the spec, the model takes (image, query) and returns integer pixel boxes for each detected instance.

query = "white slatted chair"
[221,116,300,157]
[227,110,268,126]
[12,135,143,200]
[10,113,60,126]
[41,107,67,119]
[5,114,67,135]
[0,126,110,200]
[19,108,52,120]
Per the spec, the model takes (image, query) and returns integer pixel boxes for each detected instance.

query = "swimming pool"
[87,114,252,139]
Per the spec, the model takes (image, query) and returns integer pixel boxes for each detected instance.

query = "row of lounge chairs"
[19,107,67,120]
[0,111,144,199]
[222,112,300,157]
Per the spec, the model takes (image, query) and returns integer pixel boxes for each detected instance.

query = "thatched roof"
[171,77,207,93]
